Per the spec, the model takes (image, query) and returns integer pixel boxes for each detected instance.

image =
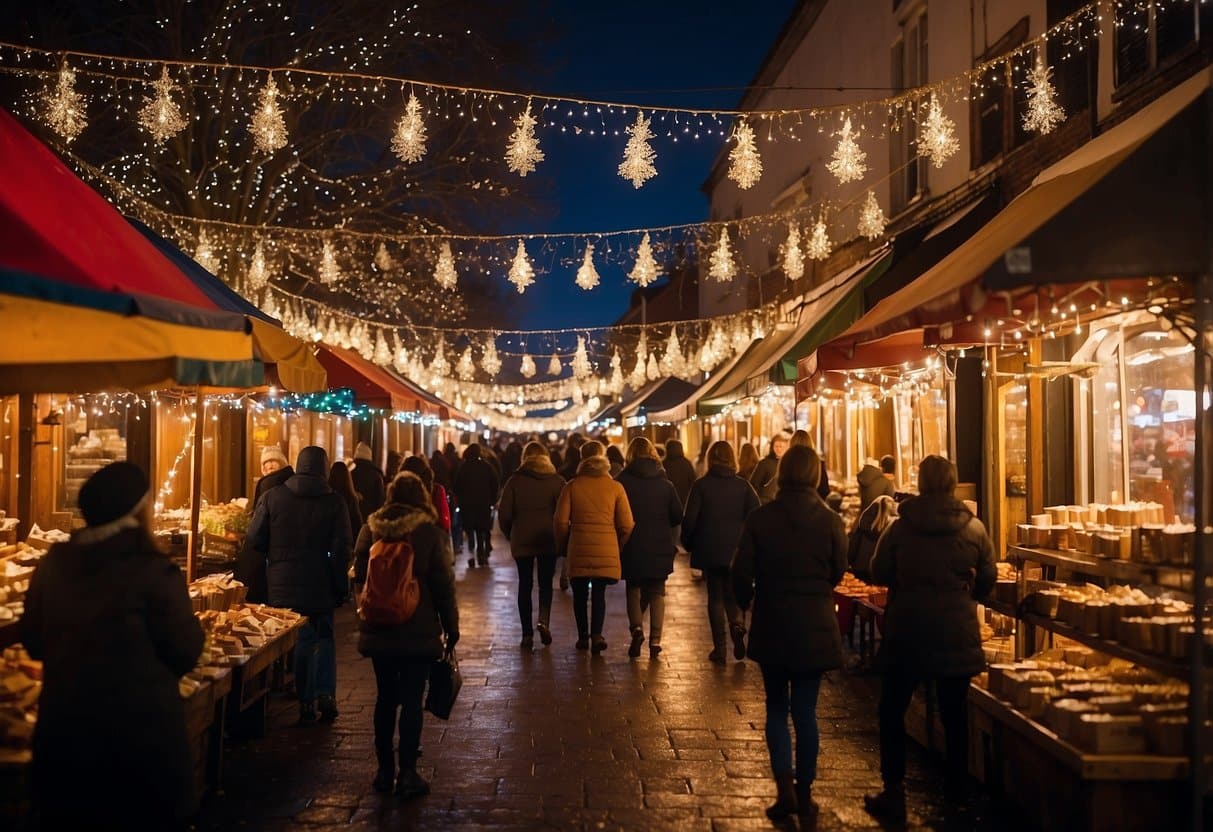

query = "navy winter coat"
[616,458,682,581]
[682,465,760,570]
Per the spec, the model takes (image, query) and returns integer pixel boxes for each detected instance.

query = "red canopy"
[317,346,451,418]
[0,106,216,308]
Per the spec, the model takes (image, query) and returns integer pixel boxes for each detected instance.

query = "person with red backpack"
[353,472,460,800]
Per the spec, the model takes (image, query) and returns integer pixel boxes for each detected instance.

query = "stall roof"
[317,346,459,420]
[620,378,701,419]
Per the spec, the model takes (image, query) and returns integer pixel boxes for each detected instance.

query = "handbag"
[424,648,463,720]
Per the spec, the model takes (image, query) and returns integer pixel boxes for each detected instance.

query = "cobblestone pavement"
[196,532,1024,831]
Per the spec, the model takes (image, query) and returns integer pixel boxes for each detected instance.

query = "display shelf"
[970,685,1188,781]
[1019,613,1193,680]
[1010,545,1192,582]
[983,597,1018,619]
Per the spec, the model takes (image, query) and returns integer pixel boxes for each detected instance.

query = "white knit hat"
[260,444,288,467]
[354,442,373,461]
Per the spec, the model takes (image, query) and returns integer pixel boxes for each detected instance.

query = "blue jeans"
[295,612,336,703]
[760,664,823,784]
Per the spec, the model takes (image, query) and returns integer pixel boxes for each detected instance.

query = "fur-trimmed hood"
[368,502,439,540]
[519,454,557,477]
[577,455,612,477]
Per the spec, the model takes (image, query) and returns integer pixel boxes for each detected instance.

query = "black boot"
[765,771,798,820]
[395,766,431,801]
[730,623,748,661]
[795,780,818,818]
[864,784,906,821]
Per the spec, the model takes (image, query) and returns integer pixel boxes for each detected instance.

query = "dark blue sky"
[503,1,799,331]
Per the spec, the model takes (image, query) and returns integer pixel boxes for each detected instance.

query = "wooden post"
[1027,339,1045,517]
[186,391,206,582]
[1190,273,1211,832]
[16,393,33,539]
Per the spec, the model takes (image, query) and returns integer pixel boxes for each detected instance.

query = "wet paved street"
[196,532,1022,831]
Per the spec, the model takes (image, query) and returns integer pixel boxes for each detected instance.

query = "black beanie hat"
[78,462,150,527]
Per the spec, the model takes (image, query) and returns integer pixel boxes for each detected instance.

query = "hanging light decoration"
[42,64,86,142]
[608,350,624,394]
[392,333,409,373]
[547,354,563,377]
[246,240,269,291]
[456,346,476,381]
[193,230,220,274]
[374,242,396,272]
[507,239,536,294]
[708,228,736,282]
[782,223,805,281]
[618,111,657,188]
[505,100,544,176]
[629,232,660,287]
[646,352,660,382]
[250,74,288,153]
[727,119,763,190]
[428,342,450,378]
[1023,53,1065,135]
[519,353,537,379]
[391,91,428,163]
[628,335,648,389]
[826,116,867,183]
[434,241,458,290]
[919,93,959,168]
[138,66,188,143]
[660,329,685,377]
[806,217,831,261]
[857,190,887,240]
[373,331,392,366]
[572,336,592,380]
[575,243,601,290]
[319,240,341,285]
[481,337,502,377]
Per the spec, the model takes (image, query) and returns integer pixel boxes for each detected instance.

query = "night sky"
[503,1,799,332]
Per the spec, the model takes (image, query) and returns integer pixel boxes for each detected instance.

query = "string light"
[727,120,762,190]
[782,223,804,281]
[547,354,563,377]
[319,239,341,285]
[519,353,536,378]
[629,232,660,287]
[608,350,624,393]
[629,335,648,389]
[250,74,288,154]
[456,345,475,381]
[481,337,502,377]
[374,242,397,272]
[428,342,450,378]
[391,91,428,163]
[619,111,658,189]
[505,100,543,177]
[826,117,867,183]
[806,216,831,261]
[708,228,736,282]
[42,63,86,142]
[138,66,188,143]
[507,239,536,293]
[919,94,959,168]
[246,241,269,291]
[434,241,458,290]
[194,230,219,273]
[857,190,886,240]
[572,336,592,380]
[575,243,601,291]
[1023,52,1066,135]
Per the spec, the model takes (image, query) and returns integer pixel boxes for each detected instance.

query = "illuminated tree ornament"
[434,241,458,289]
[374,242,396,272]
[628,335,648,389]
[507,239,535,294]
[826,117,867,183]
[193,230,220,274]
[628,232,660,287]
[708,228,736,283]
[1023,53,1065,135]
[727,119,763,189]
[660,329,685,377]
[428,342,450,378]
[246,240,269,291]
[505,100,544,176]
[43,64,86,142]
[138,66,188,143]
[373,330,392,365]
[547,354,563,377]
[319,240,341,285]
[608,350,624,394]
[646,352,660,382]
[250,74,288,153]
[481,337,502,377]
[782,223,805,281]
[572,336,592,380]
[519,353,537,379]
[391,91,428,163]
[857,190,887,240]
[806,217,831,261]
[391,332,410,373]
[919,93,959,168]
[575,243,601,291]
[456,345,476,381]
[618,111,657,188]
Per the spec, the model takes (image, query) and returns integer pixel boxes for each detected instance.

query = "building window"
[971,18,1030,168]
[1115,0,1213,88]
[891,7,928,213]
[1047,0,1094,115]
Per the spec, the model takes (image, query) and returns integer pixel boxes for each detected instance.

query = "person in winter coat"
[353,473,459,801]
[605,443,625,478]
[252,443,293,509]
[502,438,523,482]
[559,439,583,482]
[554,440,634,653]
[385,449,404,481]
[857,455,896,511]
[738,442,760,481]
[453,443,500,567]
[790,430,831,500]
[616,437,682,660]
[662,439,697,507]
[402,455,451,532]
[329,461,363,544]
[442,443,464,553]
[848,495,898,581]
[732,445,847,822]
[21,462,204,831]
[498,442,566,649]
[237,444,294,603]
[247,446,353,723]
[749,432,790,504]
[864,455,997,822]
[351,441,387,520]
[683,441,760,664]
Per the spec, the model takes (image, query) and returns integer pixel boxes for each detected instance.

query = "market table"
[225,618,304,739]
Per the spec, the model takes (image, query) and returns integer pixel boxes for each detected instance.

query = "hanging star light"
[629,233,660,287]
[250,74,288,153]
[1023,54,1066,135]
[194,231,219,274]
[373,331,392,366]
[507,239,535,294]
[782,223,805,281]
[806,217,831,261]
[575,243,601,290]
[374,242,396,272]
[434,241,458,290]
[246,240,269,291]
[727,119,763,189]
[547,354,563,377]
[481,337,502,377]
[456,346,476,381]
[138,66,188,143]
[919,94,959,168]
[826,117,867,183]
[857,190,887,240]
[572,336,592,380]
[391,91,428,163]
[708,228,736,282]
[519,353,537,378]
[43,64,86,142]
[505,100,544,176]
[319,240,341,285]
[618,111,657,188]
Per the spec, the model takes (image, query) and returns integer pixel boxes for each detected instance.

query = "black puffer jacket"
[682,465,760,570]
[871,494,997,677]
[454,457,500,531]
[748,453,780,505]
[247,446,353,615]
[857,464,895,511]
[354,503,459,660]
[732,489,847,671]
[498,455,565,558]
[351,460,386,520]
[662,447,698,506]
[21,528,204,827]
[616,458,682,581]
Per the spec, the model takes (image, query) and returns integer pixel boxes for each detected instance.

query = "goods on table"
[0,542,48,625]
[1021,582,1195,659]
[836,573,886,605]
[189,572,248,612]
[1017,502,1194,565]
[198,499,250,538]
[0,647,39,753]
[63,431,127,511]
